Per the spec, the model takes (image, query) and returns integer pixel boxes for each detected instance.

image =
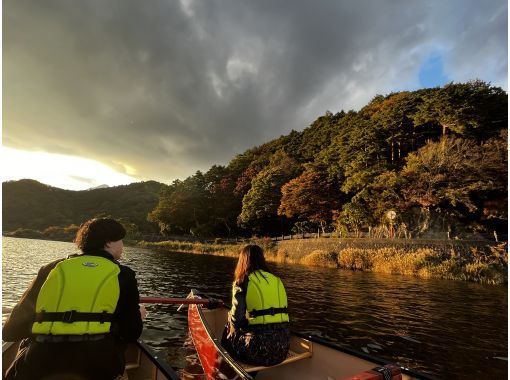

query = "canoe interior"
[200,306,418,380]
[2,341,20,377]
[2,340,178,380]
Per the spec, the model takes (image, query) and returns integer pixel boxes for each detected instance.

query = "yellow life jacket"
[32,255,120,335]
[245,270,289,325]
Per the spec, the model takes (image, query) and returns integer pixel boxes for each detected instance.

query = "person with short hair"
[3,217,146,380]
[221,244,290,366]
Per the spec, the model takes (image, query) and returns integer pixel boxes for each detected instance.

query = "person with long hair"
[3,217,146,380]
[221,244,290,367]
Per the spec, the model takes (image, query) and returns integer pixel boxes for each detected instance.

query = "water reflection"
[2,238,507,380]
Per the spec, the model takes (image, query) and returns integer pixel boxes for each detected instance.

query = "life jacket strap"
[249,307,288,318]
[34,334,108,343]
[35,310,114,324]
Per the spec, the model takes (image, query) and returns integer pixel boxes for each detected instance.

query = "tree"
[278,168,343,233]
[413,80,507,139]
[234,167,259,196]
[238,150,301,233]
[398,135,507,234]
[204,166,243,236]
[369,91,422,164]
[148,172,211,235]
[335,202,371,236]
[357,170,402,223]
[339,115,388,194]
[290,111,345,162]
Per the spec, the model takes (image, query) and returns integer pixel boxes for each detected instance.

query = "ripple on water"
[2,238,507,380]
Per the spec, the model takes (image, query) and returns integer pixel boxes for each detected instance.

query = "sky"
[2,0,508,190]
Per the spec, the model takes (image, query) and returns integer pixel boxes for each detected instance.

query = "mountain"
[3,179,165,233]
[87,184,110,190]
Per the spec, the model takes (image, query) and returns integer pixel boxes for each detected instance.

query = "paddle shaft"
[2,298,221,315]
[140,297,223,306]
[1,298,221,319]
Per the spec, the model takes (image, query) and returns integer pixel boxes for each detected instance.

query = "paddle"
[140,296,223,309]
[1,298,222,316]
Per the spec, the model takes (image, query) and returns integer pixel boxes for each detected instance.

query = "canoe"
[2,340,179,380]
[187,289,435,380]
[2,292,436,380]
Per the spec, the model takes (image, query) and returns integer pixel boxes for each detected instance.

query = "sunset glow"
[2,147,138,190]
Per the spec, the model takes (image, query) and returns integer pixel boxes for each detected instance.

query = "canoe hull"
[188,302,250,379]
[2,339,179,380]
[187,291,434,380]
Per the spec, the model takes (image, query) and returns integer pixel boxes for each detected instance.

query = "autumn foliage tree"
[278,168,342,233]
[144,80,507,238]
[395,133,507,234]
[238,150,301,233]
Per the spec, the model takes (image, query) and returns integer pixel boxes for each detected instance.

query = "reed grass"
[300,250,339,268]
[300,243,507,285]
[137,240,241,257]
[137,239,507,285]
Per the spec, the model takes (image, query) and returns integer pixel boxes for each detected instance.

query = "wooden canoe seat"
[241,338,313,373]
[124,344,141,370]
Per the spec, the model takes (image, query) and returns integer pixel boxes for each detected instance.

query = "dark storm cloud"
[4,0,507,183]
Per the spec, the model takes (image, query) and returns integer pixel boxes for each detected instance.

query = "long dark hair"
[234,244,270,285]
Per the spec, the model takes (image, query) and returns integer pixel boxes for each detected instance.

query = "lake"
[2,237,507,379]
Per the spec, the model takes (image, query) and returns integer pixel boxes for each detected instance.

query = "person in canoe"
[222,244,290,367]
[3,217,146,380]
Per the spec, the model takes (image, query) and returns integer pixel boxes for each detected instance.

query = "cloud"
[68,175,97,185]
[3,0,507,184]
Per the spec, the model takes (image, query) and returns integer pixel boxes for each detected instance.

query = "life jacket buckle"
[35,310,45,323]
[269,307,275,316]
[62,310,76,323]
[99,311,108,324]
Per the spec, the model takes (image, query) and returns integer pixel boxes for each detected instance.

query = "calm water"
[2,238,508,379]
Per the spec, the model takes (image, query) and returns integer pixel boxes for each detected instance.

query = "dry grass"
[279,239,507,285]
[137,240,241,257]
[300,250,339,268]
[275,248,290,263]
[137,239,507,285]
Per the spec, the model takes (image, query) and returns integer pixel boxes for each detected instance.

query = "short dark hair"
[75,218,126,252]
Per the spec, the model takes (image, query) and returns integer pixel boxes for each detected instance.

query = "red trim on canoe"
[188,304,219,379]
[188,302,251,380]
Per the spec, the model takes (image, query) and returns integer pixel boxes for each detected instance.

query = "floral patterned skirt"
[221,323,291,367]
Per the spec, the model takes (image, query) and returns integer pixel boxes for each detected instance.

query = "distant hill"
[87,184,109,190]
[4,81,507,240]
[3,179,165,233]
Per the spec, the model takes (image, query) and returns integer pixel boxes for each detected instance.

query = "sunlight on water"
[2,238,507,380]
[2,238,76,313]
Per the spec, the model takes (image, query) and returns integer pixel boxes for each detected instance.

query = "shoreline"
[3,235,506,285]
[137,238,508,285]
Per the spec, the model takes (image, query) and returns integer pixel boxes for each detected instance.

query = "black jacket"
[3,250,143,380]
[228,280,249,330]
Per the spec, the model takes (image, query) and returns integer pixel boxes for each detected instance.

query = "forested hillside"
[149,81,508,238]
[3,180,164,233]
[4,81,507,240]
